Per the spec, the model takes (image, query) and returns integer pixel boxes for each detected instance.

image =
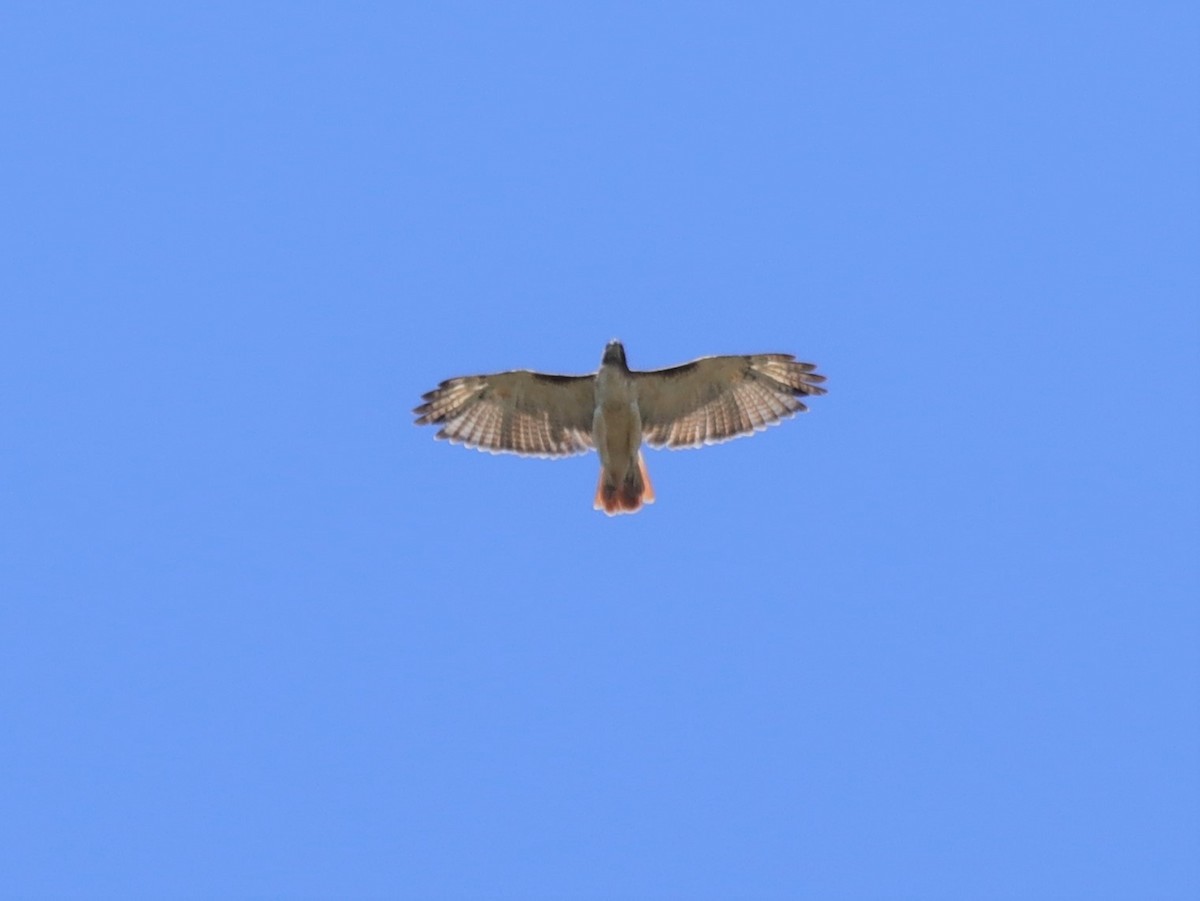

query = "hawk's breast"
[593,365,642,466]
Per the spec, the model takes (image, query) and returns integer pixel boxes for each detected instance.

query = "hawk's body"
[414,340,826,515]
[592,342,649,512]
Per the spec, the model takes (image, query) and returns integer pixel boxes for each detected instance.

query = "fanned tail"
[593,452,655,516]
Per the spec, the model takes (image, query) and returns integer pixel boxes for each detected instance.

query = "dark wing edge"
[414,370,596,458]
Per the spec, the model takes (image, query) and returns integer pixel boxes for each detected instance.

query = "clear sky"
[3,3,1197,899]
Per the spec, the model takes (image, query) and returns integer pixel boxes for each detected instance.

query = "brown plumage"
[414,341,826,513]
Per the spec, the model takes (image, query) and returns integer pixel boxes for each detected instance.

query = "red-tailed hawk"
[414,341,826,515]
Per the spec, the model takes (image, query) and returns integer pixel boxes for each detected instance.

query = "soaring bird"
[414,341,826,515]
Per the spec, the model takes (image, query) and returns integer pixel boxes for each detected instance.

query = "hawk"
[414,341,826,515]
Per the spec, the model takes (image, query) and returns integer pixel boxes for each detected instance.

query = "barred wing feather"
[634,354,827,449]
[414,371,596,457]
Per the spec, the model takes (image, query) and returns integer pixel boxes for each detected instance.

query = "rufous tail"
[593,452,655,516]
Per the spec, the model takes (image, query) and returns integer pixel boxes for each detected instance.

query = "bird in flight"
[414,341,826,515]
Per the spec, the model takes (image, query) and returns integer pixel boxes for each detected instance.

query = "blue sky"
[3,3,1197,898]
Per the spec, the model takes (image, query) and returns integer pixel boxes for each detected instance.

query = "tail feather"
[594,453,654,516]
[637,451,655,504]
[593,469,620,514]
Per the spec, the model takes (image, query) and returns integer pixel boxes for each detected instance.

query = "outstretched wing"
[635,354,826,449]
[414,370,596,457]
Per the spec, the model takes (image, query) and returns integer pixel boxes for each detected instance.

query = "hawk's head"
[602,340,627,369]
